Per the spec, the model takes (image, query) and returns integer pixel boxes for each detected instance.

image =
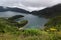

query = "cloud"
[21,0,61,7]
[0,0,61,11]
[27,7,46,11]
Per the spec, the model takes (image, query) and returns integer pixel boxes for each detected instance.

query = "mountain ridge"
[0,6,30,13]
[31,3,61,18]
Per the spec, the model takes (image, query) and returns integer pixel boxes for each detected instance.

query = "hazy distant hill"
[0,6,7,12]
[31,4,61,18]
[0,6,30,13]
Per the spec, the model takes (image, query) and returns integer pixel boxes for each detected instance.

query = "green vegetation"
[0,18,28,33]
[0,16,61,40]
[18,20,28,27]
[8,15,24,21]
[0,29,61,40]
[44,16,61,31]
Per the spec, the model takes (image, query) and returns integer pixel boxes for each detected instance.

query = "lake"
[0,11,48,29]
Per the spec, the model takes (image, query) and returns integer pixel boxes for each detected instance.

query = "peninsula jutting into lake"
[0,0,61,40]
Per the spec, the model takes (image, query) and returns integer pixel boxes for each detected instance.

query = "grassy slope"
[44,16,61,31]
[0,17,61,40]
[0,29,61,40]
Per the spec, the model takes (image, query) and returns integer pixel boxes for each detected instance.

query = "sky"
[0,0,61,11]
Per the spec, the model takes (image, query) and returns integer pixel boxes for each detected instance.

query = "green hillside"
[44,16,61,31]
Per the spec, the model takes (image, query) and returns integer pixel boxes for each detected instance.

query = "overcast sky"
[0,0,61,11]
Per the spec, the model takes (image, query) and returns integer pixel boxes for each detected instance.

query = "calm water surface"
[0,11,48,29]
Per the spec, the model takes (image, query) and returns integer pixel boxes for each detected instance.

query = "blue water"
[0,11,48,28]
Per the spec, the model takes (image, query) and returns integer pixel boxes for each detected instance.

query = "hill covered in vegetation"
[44,16,61,31]
[31,4,61,18]
[0,17,61,40]
[0,15,28,32]
[0,3,61,40]
[0,6,30,13]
